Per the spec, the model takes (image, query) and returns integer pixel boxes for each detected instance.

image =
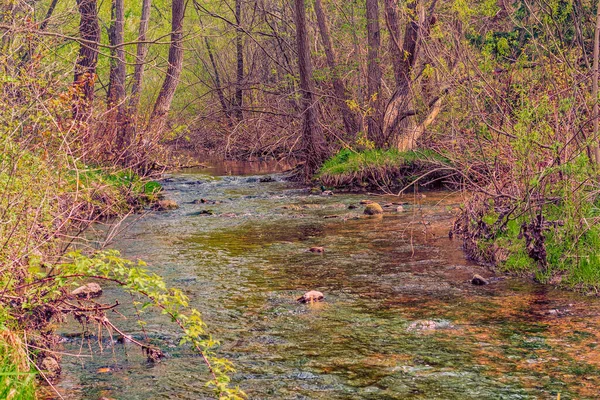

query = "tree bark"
[129,0,152,116]
[314,0,359,137]
[234,0,244,121]
[366,0,383,145]
[383,0,419,148]
[73,0,100,122]
[108,0,127,148]
[383,0,441,150]
[148,0,185,134]
[294,0,328,179]
[384,0,403,85]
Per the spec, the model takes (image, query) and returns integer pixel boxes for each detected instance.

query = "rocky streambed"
[56,161,600,399]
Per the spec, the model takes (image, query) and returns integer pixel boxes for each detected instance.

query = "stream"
[56,161,600,399]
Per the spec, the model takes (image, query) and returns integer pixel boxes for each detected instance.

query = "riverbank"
[0,134,163,397]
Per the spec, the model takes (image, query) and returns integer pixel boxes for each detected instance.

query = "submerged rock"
[154,199,178,211]
[281,204,302,210]
[407,319,452,332]
[259,176,275,183]
[220,213,237,218]
[40,357,61,379]
[192,198,219,205]
[471,274,490,286]
[189,210,214,216]
[309,246,324,253]
[297,290,324,303]
[360,199,374,205]
[364,203,384,215]
[71,282,103,299]
[348,204,357,209]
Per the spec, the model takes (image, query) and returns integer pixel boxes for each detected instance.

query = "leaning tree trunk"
[383,0,443,151]
[108,0,127,150]
[382,0,419,149]
[234,0,244,121]
[147,0,185,135]
[294,0,328,179]
[73,0,100,122]
[365,0,383,145]
[314,0,359,138]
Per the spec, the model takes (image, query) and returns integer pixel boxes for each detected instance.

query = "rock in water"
[40,357,61,380]
[407,320,452,332]
[359,199,374,205]
[297,290,325,303]
[154,199,178,211]
[364,203,383,215]
[396,205,405,212]
[471,274,489,285]
[321,190,334,196]
[309,247,324,253]
[71,282,103,299]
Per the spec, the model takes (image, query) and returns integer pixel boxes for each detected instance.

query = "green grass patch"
[0,327,36,400]
[316,148,451,188]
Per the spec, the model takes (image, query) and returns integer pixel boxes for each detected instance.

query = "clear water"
[55,162,600,399]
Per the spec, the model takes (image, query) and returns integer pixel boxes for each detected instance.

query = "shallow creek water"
[56,161,600,399]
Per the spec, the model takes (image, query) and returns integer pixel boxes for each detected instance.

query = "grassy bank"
[316,148,453,190]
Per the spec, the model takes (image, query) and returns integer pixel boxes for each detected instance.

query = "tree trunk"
[383,0,441,151]
[205,35,231,123]
[593,0,600,165]
[383,0,419,148]
[148,0,185,135]
[314,0,359,137]
[234,0,244,121]
[365,0,383,145]
[384,0,403,85]
[129,0,152,116]
[73,0,100,122]
[108,0,127,148]
[294,0,328,179]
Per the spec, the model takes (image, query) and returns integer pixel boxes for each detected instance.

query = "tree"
[314,0,359,137]
[148,0,186,135]
[365,0,383,145]
[294,0,328,179]
[382,0,443,151]
[129,0,153,122]
[234,0,244,121]
[73,0,100,122]
[108,0,127,150]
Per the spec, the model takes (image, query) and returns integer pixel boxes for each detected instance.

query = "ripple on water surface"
[57,163,600,399]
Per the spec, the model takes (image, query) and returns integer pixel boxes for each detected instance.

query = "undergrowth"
[455,154,600,292]
[0,327,36,400]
